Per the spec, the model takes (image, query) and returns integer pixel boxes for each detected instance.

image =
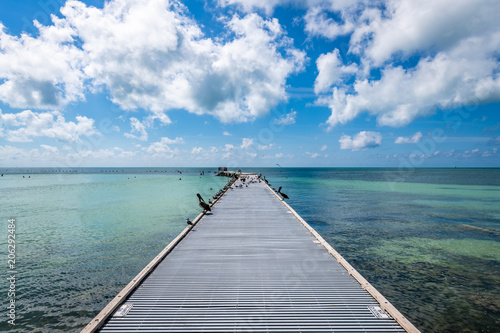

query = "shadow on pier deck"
[82,174,420,333]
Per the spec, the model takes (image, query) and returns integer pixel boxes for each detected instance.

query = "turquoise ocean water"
[0,167,499,332]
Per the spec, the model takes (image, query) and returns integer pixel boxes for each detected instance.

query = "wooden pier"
[82,174,420,332]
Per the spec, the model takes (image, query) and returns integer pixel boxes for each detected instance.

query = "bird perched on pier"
[278,187,289,200]
[186,218,193,225]
[197,193,211,212]
[208,199,213,204]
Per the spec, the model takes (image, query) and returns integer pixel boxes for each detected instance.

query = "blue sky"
[0,0,499,167]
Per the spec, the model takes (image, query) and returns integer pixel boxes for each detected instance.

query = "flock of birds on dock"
[186,174,289,226]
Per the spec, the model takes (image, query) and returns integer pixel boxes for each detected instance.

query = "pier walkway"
[84,175,419,332]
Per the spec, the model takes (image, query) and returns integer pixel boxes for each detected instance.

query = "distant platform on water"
[215,167,242,177]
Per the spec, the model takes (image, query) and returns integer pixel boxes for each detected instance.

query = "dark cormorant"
[186,218,193,225]
[197,193,211,211]
[278,187,289,200]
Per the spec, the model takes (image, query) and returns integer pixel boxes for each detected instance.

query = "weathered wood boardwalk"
[83,175,419,332]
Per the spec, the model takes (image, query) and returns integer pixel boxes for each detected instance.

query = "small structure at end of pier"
[216,167,240,177]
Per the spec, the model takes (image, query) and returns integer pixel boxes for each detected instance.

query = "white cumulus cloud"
[224,144,236,151]
[309,0,500,130]
[339,131,382,151]
[40,144,60,153]
[395,131,422,144]
[240,138,254,150]
[0,109,97,142]
[0,145,50,163]
[306,152,320,158]
[274,110,297,125]
[0,19,86,109]
[218,0,301,15]
[303,3,362,41]
[0,0,305,124]
[191,147,204,154]
[258,143,274,150]
[144,136,182,156]
[162,136,184,144]
[314,49,358,94]
[246,152,257,158]
[124,117,148,141]
[66,1,305,123]
[0,143,138,165]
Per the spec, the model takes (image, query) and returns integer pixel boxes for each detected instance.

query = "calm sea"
[0,167,499,332]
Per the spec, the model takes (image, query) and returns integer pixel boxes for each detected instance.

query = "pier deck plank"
[96,177,413,332]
